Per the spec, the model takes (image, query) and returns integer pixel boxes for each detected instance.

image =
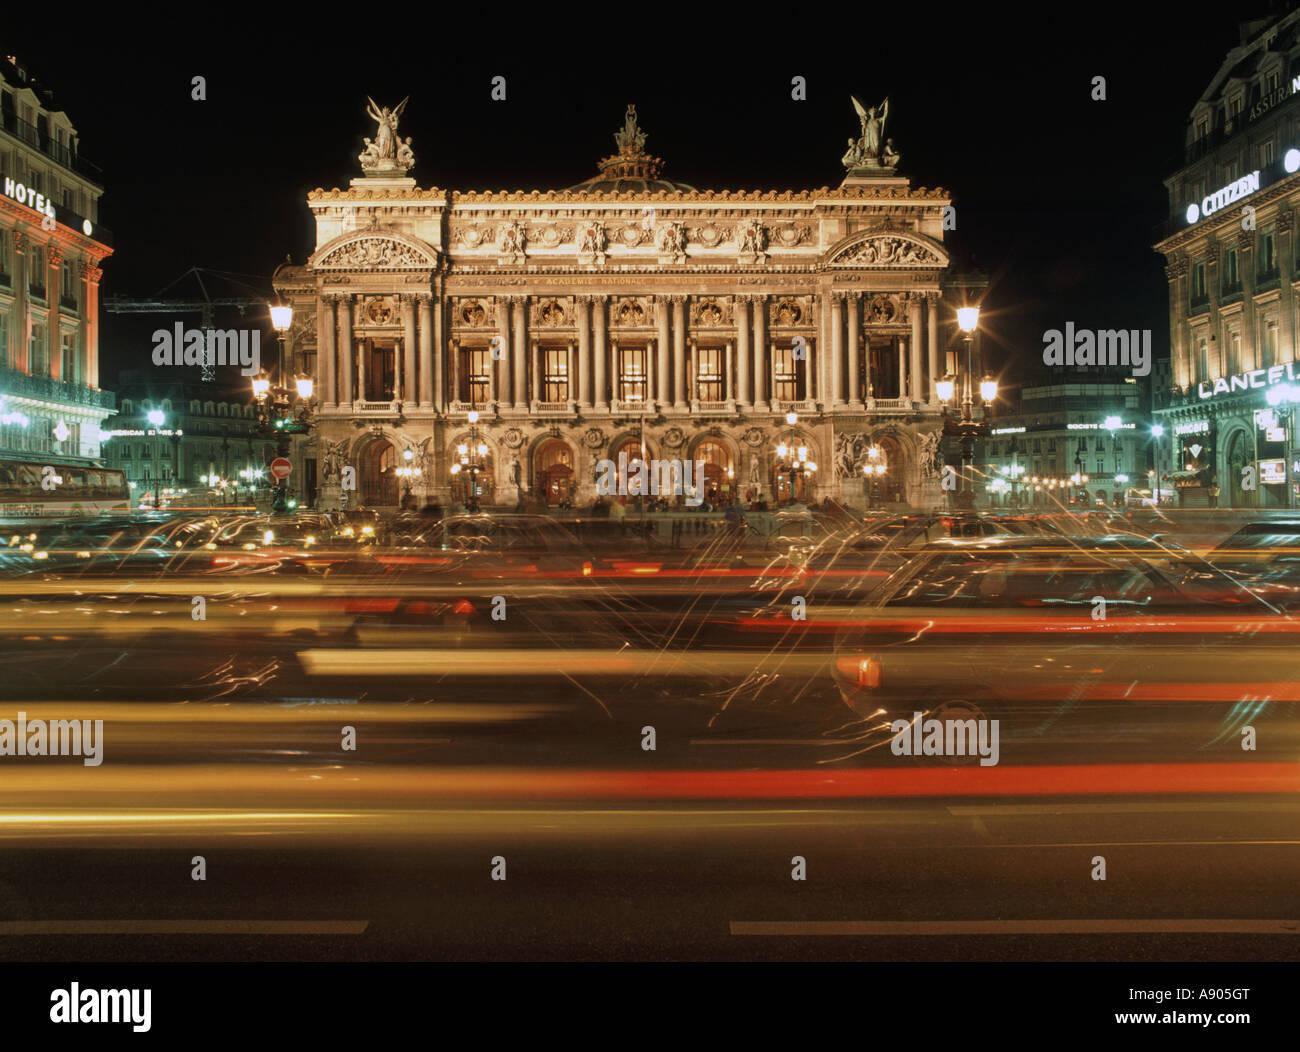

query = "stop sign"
[270,457,292,480]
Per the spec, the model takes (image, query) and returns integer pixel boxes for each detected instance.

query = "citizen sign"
[1185,170,1261,225]
[2,176,55,219]
[1198,362,1300,400]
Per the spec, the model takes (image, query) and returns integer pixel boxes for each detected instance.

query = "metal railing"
[0,110,103,184]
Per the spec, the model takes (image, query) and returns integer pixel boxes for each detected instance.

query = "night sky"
[6,7,1269,396]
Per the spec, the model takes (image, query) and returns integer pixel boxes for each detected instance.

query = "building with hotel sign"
[981,376,1144,508]
[1154,9,1300,508]
[271,100,982,511]
[0,55,113,466]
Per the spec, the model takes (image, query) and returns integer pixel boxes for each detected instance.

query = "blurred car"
[828,536,1296,757]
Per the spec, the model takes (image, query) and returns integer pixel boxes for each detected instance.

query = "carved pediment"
[827,233,946,269]
[312,234,437,271]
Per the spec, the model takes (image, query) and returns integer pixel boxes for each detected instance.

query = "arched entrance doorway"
[694,439,735,505]
[360,438,398,507]
[534,438,575,507]
[875,435,904,504]
[1225,429,1249,507]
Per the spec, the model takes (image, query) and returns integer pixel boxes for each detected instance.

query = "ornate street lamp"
[775,411,817,505]
[936,305,997,510]
[251,299,315,514]
[1150,424,1164,507]
[862,445,886,510]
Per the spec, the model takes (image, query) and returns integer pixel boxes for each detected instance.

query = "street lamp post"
[451,409,487,512]
[1151,424,1164,507]
[147,409,164,510]
[775,411,817,506]
[252,300,313,515]
[862,445,886,510]
[1103,415,1123,508]
[937,306,997,510]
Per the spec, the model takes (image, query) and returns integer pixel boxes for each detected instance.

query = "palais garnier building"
[272,99,976,511]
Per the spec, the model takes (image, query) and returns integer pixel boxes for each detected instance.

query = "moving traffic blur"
[1,502,1298,961]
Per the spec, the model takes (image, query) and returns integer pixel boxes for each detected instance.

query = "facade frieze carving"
[827,234,941,268]
[533,225,574,248]
[687,222,732,248]
[610,297,650,326]
[497,221,527,263]
[582,427,607,450]
[532,297,571,326]
[771,223,812,247]
[361,296,398,325]
[690,297,733,326]
[770,297,810,326]
[661,427,685,450]
[736,219,767,263]
[316,236,433,270]
[656,221,687,263]
[1278,211,1294,234]
[453,298,492,326]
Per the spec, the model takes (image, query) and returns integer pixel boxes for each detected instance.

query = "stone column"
[736,295,751,407]
[577,296,592,409]
[338,294,353,410]
[357,337,367,402]
[433,291,446,409]
[830,292,843,407]
[513,297,527,409]
[898,338,907,400]
[449,338,460,404]
[1239,231,1257,370]
[567,341,576,406]
[319,294,337,409]
[910,295,924,403]
[13,233,27,372]
[847,293,862,407]
[752,295,767,410]
[82,261,102,388]
[403,295,418,406]
[672,295,687,409]
[656,297,671,408]
[927,293,940,403]
[725,342,733,402]
[804,337,815,404]
[646,341,655,405]
[418,294,434,408]
[1279,217,1296,365]
[47,247,62,380]
[593,296,608,409]
[493,298,508,406]
[530,340,540,405]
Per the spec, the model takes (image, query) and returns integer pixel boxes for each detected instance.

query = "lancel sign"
[1185,171,1261,225]
[1198,362,1300,400]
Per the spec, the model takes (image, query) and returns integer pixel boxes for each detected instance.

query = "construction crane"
[104,267,273,381]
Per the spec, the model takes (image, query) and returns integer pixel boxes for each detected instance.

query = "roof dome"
[564,105,696,195]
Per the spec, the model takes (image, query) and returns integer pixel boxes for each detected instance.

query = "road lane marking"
[731,919,1300,935]
[0,920,368,935]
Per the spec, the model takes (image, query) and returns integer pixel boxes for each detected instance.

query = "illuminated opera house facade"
[273,101,974,511]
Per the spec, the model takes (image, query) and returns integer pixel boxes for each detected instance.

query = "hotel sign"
[1,176,55,219]
[1199,362,1300,399]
